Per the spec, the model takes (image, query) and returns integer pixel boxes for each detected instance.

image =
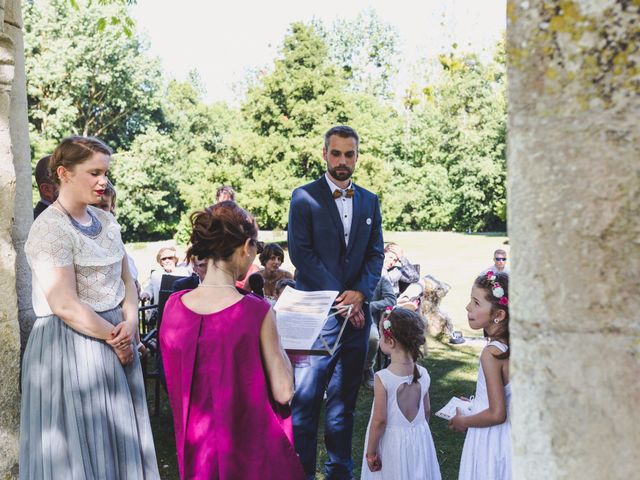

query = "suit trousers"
[292,313,370,480]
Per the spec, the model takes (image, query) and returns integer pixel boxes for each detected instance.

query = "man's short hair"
[216,185,235,201]
[494,249,507,257]
[34,155,53,187]
[324,126,359,151]
[259,243,285,266]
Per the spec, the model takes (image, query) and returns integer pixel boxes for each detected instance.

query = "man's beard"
[329,165,353,181]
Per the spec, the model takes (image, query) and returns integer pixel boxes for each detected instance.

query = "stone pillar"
[507,1,640,479]
[0,0,21,476]
[6,0,32,359]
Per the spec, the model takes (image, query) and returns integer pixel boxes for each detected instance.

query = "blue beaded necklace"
[56,200,103,239]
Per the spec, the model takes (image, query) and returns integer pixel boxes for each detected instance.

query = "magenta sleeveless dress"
[160,290,305,480]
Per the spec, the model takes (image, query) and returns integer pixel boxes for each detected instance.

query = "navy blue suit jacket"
[288,177,384,301]
[172,274,199,293]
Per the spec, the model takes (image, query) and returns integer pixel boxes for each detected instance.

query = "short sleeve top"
[25,205,126,316]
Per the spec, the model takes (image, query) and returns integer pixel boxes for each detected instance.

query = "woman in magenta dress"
[160,201,305,480]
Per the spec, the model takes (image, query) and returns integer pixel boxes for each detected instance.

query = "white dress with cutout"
[458,340,512,480]
[361,365,442,480]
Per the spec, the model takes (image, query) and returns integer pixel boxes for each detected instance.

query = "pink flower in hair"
[499,297,509,306]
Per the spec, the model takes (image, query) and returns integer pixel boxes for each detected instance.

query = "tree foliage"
[24,0,162,156]
[24,4,507,241]
[317,9,400,99]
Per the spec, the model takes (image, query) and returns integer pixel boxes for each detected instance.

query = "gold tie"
[332,188,354,199]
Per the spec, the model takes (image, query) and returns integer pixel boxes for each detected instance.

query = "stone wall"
[0,0,21,476]
[507,1,640,478]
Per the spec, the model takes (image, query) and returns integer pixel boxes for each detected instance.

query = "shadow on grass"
[147,338,479,480]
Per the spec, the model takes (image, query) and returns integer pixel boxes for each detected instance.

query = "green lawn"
[146,338,478,480]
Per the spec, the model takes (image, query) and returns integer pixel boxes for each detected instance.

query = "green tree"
[317,9,400,99]
[239,23,350,228]
[24,0,163,156]
[109,128,183,241]
[399,46,507,232]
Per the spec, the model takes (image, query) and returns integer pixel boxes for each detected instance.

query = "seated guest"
[173,256,208,292]
[274,278,296,300]
[236,261,260,290]
[160,202,305,479]
[384,242,420,296]
[248,272,265,297]
[140,246,190,304]
[480,248,510,276]
[257,243,293,300]
[33,154,57,218]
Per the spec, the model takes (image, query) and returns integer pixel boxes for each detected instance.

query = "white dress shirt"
[325,173,353,246]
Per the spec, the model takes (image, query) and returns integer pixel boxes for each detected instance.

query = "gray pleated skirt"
[19,307,160,480]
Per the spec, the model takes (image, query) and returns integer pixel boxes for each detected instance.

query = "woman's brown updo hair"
[50,136,113,185]
[186,201,258,263]
[386,307,426,383]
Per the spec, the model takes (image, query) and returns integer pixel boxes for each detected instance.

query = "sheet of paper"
[273,287,339,351]
[435,397,473,420]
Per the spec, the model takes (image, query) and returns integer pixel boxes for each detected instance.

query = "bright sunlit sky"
[131,0,506,104]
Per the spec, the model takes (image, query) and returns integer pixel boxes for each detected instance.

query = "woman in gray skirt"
[21,136,159,479]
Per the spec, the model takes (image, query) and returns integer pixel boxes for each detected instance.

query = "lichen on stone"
[508,0,640,112]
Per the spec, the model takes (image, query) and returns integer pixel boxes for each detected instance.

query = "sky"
[130,0,506,104]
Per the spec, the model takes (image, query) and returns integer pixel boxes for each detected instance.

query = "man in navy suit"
[288,125,384,479]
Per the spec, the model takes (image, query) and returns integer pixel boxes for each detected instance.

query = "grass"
[145,338,479,480]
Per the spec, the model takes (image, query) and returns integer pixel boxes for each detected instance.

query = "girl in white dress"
[449,272,511,480]
[362,307,441,480]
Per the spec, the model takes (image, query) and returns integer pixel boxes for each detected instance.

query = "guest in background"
[94,179,116,214]
[216,185,236,203]
[384,243,420,297]
[274,278,296,300]
[257,243,294,300]
[480,249,509,276]
[33,154,57,219]
[172,256,208,293]
[140,246,189,304]
[248,272,265,298]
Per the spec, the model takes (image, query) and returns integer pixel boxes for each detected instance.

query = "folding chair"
[140,274,184,416]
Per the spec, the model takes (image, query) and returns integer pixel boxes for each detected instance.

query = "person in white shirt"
[480,249,510,276]
[140,246,190,304]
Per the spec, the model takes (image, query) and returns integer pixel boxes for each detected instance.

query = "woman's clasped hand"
[107,320,138,365]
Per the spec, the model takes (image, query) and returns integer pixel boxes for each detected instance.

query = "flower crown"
[486,271,509,306]
[381,306,395,339]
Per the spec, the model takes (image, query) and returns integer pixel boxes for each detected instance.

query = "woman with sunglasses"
[160,201,304,479]
[140,246,190,304]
